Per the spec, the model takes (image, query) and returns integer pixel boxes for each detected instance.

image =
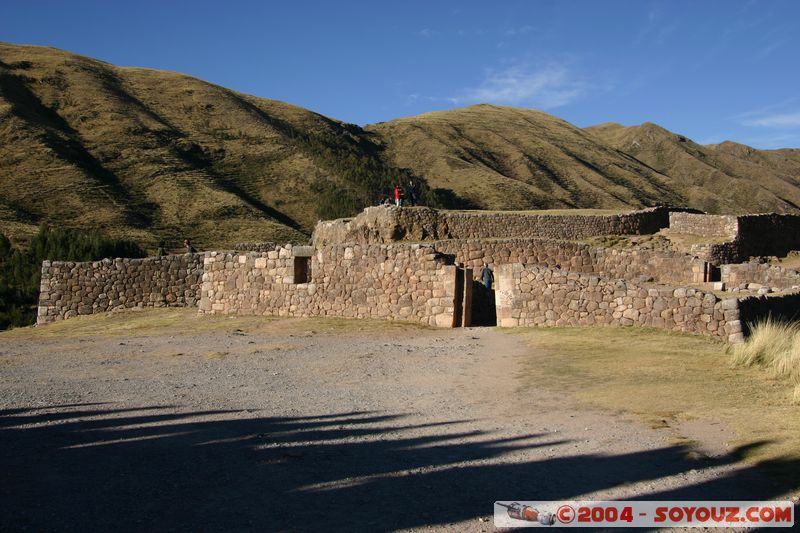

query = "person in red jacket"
[394,185,402,207]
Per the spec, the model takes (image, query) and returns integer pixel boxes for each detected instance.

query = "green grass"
[511,326,800,466]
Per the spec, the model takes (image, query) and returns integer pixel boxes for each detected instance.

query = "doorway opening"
[453,267,496,327]
[470,280,497,326]
[294,256,310,284]
[703,262,720,282]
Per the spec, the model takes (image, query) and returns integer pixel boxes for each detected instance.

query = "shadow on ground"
[1,405,797,532]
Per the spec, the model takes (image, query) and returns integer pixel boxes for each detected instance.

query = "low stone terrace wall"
[721,262,800,290]
[37,255,203,324]
[435,238,708,285]
[198,243,458,327]
[313,206,675,246]
[494,264,744,342]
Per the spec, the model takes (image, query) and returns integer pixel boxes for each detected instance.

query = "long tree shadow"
[1,405,798,532]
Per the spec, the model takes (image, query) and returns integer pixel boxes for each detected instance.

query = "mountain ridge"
[2,42,800,250]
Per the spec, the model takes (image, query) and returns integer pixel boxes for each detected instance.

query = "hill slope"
[366,105,684,210]
[3,43,800,251]
[586,122,800,214]
[0,43,418,249]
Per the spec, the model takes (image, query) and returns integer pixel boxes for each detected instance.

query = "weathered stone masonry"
[434,238,708,285]
[35,241,743,343]
[721,263,800,290]
[39,239,704,323]
[37,255,203,323]
[36,206,800,344]
[314,206,678,246]
[198,244,458,327]
[669,213,738,240]
[670,211,800,265]
[494,264,744,343]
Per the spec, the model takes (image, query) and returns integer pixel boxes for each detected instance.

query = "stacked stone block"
[233,242,278,252]
[444,207,672,240]
[736,214,800,258]
[671,212,800,264]
[495,264,744,343]
[669,213,738,240]
[199,244,457,327]
[313,206,674,246]
[37,255,203,323]
[721,263,800,290]
[35,207,800,344]
[435,238,707,285]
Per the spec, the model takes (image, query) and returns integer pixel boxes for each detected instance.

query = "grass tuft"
[730,317,800,402]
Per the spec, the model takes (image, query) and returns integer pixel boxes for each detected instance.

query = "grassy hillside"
[586,122,800,214]
[366,105,685,210]
[0,43,424,250]
[3,42,800,254]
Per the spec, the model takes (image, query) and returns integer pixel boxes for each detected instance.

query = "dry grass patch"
[274,316,432,335]
[511,326,800,466]
[729,318,800,402]
[770,251,800,270]
[1,309,430,340]
[0,309,279,339]
[204,351,229,360]
[660,230,732,246]
[249,343,297,354]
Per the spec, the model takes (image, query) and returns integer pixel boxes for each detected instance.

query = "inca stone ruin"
[37,206,800,343]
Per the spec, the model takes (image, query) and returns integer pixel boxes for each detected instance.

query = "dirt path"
[0,314,792,532]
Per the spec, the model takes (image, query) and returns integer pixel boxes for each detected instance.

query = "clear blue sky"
[4,0,799,148]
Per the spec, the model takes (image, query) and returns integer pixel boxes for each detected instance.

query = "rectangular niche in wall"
[294,256,310,284]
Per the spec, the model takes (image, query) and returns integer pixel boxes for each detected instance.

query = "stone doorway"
[470,281,497,326]
[453,267,497,327]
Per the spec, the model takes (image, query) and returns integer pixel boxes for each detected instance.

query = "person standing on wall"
[184,239,197,254]
[394,184,402,207]
[407,180,418,206]
[481,261,494,290]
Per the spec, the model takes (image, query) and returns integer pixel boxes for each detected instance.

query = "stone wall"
[721,262,800,290]
[444,206,674,240]
[690,242,744,265]
[494,264,743,342]
[736,214,800,258]
[434,238,708,285]
[36,242,799,344]
[669,212,738,240]
[37,255,203,324]
[738,293,800,334]
[313,206,675,246]
[198,244,458,327]
[233,242,278,252]
[670,213,800,264]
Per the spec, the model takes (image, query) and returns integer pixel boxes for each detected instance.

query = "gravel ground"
[0,313,795,532]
